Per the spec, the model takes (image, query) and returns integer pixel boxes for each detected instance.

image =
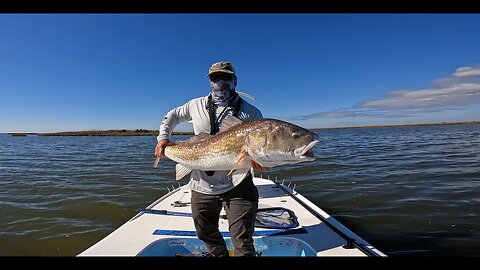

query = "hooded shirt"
[157,94,263,195]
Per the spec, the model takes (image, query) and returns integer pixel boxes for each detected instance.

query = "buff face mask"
[210,79,236,106]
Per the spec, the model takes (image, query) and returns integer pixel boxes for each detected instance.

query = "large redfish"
[154,116,318,183]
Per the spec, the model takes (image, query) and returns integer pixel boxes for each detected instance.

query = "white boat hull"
[78,174,386,257]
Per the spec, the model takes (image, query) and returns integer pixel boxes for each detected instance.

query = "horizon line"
[309,120,480,130]
[3,120,480,134]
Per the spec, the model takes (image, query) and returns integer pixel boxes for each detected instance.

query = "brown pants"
[191,174,258,257]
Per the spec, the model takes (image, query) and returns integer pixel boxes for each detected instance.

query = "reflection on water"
[0,124,479,256]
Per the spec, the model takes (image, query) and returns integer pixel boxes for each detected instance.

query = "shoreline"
[6,120,480,136]
[7,130,194,137]
[309,120,480,130]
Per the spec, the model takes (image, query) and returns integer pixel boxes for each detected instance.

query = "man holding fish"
[154,61,318,257]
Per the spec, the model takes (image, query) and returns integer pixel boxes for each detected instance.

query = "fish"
[154,116,319,183]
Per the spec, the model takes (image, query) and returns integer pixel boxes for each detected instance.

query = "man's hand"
[155,139,170,158]
[154,139,170,168]
[251,160,270,172]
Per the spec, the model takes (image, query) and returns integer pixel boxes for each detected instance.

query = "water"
[0,124,479,256]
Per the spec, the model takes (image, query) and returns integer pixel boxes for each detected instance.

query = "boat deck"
[78,175,385,257]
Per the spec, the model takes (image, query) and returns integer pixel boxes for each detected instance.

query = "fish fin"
[227,151,247,177]
[180,133,212,143]
[231,167,251,186]
[153,157,160,168]
[251,160,271,172]
[219,115,243,133]
[175,164,192,180]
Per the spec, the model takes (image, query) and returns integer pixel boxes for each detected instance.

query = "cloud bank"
[294,65,480,121]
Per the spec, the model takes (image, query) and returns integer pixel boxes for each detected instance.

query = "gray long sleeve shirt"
[157,95,263,195]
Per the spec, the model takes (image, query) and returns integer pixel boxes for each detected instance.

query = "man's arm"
[155,100,192,158]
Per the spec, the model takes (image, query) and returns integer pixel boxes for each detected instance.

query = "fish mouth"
[294,140,319,160]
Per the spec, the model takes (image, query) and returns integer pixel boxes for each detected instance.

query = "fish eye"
[292,133,300,138]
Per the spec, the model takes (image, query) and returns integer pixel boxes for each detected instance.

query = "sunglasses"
[209,74,233,82]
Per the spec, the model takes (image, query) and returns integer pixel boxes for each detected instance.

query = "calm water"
[0,124,479,256]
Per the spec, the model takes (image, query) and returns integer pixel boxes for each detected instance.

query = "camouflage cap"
[206,61,236,77]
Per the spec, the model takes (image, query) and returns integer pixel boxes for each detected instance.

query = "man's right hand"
[155,139,170,158]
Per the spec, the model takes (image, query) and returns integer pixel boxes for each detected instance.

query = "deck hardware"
[343,241,355,249]
[171,200,191,207]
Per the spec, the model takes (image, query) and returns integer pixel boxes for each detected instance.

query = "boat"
[78,172,386,257]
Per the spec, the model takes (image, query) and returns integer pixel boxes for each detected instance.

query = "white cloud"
[360,83,480,109]
[454,66,480,77]
[294,65,480,120]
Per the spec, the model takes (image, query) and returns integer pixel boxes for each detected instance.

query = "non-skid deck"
[78,175,385,257]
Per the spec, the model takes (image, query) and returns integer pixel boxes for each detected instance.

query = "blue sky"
[1,14,480,133]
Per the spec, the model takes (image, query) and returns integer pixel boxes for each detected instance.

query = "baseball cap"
[206,61,236,77]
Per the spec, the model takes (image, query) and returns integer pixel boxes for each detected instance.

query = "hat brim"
[205,70,235,77]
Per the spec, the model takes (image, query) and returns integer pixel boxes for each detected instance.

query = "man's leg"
[223,175,259,256]
[191,191,229,256]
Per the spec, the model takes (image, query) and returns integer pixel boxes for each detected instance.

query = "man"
[155,61,268,257]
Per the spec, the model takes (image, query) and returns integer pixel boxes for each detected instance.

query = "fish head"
[247,119,319,167]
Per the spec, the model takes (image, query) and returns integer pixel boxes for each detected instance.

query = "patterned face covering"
[210,79,236,106]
